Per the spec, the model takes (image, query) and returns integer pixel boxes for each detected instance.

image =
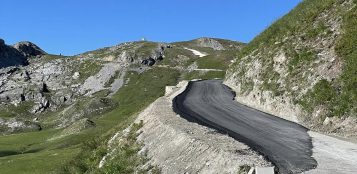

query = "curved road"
[173,80,317,174]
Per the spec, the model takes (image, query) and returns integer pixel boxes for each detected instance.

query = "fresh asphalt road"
[173,80,317,174]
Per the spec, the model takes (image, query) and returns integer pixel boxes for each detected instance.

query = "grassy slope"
[228,0,357,118]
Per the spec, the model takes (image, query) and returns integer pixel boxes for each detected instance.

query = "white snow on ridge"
[184,47,208,57]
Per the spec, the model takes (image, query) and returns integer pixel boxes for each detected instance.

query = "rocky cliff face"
[225,0,357,138]
[0,39,47,68]
[0,38,29,68]
[13,41,46,57]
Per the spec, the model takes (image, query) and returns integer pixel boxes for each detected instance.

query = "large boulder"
[13,41,46,58]
[141,58,156,66]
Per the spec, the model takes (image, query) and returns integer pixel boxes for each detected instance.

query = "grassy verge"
[183,70,225,80]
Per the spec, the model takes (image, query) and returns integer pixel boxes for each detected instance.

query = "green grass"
[81,47,111,58]
[319,2,357,117]
[299,79,336,114]
[78,60,103,81]
[306,21,330,38]
[0,147,80,174]
[286,47,317,72]
[0,101,35,118]
[238,0,336,57]
[97,121,154,174]
[183,70,225,80]
[0,129,82,174]
[134,41,159,58]
[159,46,196,67]
[196,55,228,70]
[299,1,357,118]
[40,54,69,62]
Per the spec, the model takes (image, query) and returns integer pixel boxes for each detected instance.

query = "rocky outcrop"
[0,39,28,68]
[195,37,225,50]
[141,58,156,66]
[13,41,46,58]
[0,118,41,135]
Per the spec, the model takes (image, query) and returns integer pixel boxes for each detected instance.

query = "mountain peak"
[13,41,46,57]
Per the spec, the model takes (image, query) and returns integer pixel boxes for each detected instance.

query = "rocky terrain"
[225,0,357,139]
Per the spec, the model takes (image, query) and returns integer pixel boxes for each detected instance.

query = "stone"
[323,117,332,126]
[195,37,225,50]
[141,58,156,66]
[72,72,80,79]
[255,167,275,174]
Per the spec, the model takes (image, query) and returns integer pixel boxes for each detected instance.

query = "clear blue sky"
[0,0,301,56]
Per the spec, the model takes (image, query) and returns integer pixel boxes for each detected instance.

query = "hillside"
[0,37,243,173]
[225,0,357,138]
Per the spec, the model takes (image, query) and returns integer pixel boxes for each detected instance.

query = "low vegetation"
[303,1,357,117]
[0,101,35,118]
[183,70,225,80]
[78,60,103,82]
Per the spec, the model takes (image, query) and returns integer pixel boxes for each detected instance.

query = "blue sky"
[0,0,301,55]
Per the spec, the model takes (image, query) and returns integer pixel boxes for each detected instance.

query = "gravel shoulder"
[305,131,357,174]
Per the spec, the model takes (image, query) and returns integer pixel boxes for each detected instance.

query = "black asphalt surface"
[173,80,317,174]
